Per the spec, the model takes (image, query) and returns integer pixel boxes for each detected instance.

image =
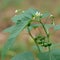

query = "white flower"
[35,11,41,16]
[15,10,18,13]
[50,14,53,17]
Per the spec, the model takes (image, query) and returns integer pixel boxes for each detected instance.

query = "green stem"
[48,46,51,60]
[27,27,41,53]
[39,20,51,60]
[48,35,51,60]
[39,20,48,37]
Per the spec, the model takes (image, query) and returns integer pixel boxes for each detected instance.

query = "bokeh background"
[0,0,60,60]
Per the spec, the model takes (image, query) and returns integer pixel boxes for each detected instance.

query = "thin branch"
[27,27,41,53]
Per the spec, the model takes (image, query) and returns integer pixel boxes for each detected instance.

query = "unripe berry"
[27,23,30,26]
[47,43,52,46]
[38,41,42,44]
[43,42,48,47]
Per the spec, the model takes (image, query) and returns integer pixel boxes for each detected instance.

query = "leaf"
[54,25,60,31]
[51,49,60,60]
[29,24,53,31]
[12,8,37,23]
[44,24,53,29]
[2,38,16,60]
[52,49,60,55]
[2,8,37,60]
[37,52,56,60]
[2,18,30,60]
[42,12,50,18]
[28,24,41,31]
[3,25,15,33]
[11,52,34,60]
[51,43,60,49]
[37,49,60,60]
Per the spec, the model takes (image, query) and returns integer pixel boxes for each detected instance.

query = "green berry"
[28,23,30,26]
[48,43,52,46]
[40,39,44,43]
[41,37,45,40]
[41,44,44,46]
[43,42,48,47]
[38,41,42,44]
[44,45,48,47]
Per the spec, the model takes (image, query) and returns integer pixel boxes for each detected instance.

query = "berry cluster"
[35,35,52,47]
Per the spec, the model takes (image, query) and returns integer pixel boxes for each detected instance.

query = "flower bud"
[35,12,40,16]
[15,10,18,13]
[43,42,48,47]
[50,14,54,18]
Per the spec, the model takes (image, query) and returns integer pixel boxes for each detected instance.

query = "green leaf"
[54,25,60,31]
[2,18,30,60]
[2,38,16,60]
[3,25,15,33]
[28,24,41,31]
[2,8,37,60]
[52,43,60,48]
[42,12,50,18]
[37,52,56,60]
[29,24,53,31]
[12,8,37,23]
[51,49,60,60]
[37,49,60,60]
[44,24,53,29]
[11,52,34,60]
[52,49,60,55]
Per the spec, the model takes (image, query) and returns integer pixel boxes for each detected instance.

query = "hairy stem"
[27,27,41,53]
